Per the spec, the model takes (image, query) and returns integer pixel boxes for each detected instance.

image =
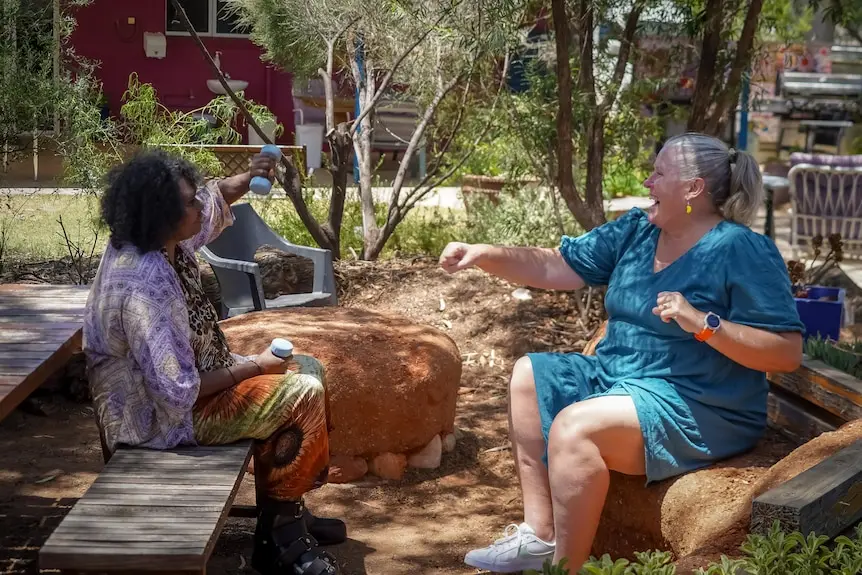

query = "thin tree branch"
[600,0,644,114]
[704,0,763,135]
[576,0,597,106]
[349,6,454,136]
[551,0,589,226]
[687,0,723,132]
[386,75,460,221]
[395,50,510,217]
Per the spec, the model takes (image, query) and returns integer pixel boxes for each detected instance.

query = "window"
[166,0,250,37]
[215,1,250,35]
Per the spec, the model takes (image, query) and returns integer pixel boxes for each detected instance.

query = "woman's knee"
[548,398,645,475]
[286,372,325,402]
[547,405,603,464]
[510,355,537,399]
[291,354,326,385]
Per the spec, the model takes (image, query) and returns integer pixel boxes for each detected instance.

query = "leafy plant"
[521,522,862,575]
[462,186,582,249]
[804,335,862,377]
[787,234,844,298]
[117,73,282,177]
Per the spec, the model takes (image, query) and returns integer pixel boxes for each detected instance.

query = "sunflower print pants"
[193,355,330,501]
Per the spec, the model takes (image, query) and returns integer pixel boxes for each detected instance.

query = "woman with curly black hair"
[84,149,343,575]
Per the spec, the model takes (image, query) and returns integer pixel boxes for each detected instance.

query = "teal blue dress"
[529,208,804,483]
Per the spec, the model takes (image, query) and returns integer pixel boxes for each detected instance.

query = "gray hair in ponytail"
[664,132,763,225]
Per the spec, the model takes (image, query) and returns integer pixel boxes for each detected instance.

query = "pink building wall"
[70,0,296,145]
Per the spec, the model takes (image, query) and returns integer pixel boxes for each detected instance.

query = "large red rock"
[220,307,462,458]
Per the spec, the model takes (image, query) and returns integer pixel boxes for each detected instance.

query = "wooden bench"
[0,284,90,422]
[39,440,254,574]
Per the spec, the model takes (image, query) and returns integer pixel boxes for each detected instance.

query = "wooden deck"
[0,284,90,421]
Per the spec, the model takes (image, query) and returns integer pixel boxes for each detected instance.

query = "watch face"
[706,313,721,329]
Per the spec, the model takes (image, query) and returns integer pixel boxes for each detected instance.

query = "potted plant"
[787,233,845,341]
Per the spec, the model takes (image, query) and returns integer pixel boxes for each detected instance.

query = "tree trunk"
[704,0,764,135]
[320,45,347,259]
[575,0,606,229]
[687,0,724,132]
[357,68,378,259]
[322,129,351,259]
[584,115,606,228]
[551,0,596,231]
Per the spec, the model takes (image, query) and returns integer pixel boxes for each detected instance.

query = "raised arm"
[440,242,586,291]
[217,153,278,205]
[440,209,645,291]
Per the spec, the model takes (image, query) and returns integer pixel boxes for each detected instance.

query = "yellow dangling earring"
[686,201,692,215]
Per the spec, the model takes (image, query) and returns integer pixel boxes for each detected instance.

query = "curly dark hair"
[101,150,202,252]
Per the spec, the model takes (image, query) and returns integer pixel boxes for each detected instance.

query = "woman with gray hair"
[439,132,804,573]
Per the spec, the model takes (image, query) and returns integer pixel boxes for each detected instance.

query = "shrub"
[525,521,862,575]
[253,195,464,259]
[462,186,582,248]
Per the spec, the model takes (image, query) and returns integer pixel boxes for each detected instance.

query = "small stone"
[328,455,368,483]
[442,433,456,453]
[369,452,408,480]
[408,435,442,469]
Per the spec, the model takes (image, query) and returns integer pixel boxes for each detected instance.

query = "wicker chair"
[789,153,862,260]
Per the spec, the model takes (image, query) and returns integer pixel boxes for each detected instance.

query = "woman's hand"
[253,347,288,375]
[249,152,277,183]
[439,242,487,273]
[652,291,704,334]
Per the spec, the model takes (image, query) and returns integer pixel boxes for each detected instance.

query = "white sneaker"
[464,522,555,573]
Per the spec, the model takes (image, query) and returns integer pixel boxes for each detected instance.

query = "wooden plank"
[0,357,51,368]
[0,321,83,330]
[0,351,71,360]
[768,356,862,422]
[90,483,231,499]
[0,315,84,325]
[0,332,75,344]
[56,517,221,527]
[40,441,253,572]
[56,506,223,520]
[0,366,40,377]
[767,389,840,445]
[92,476,242,486]
[46,531,217,541]
[0,333,80,421]
[751,439,862,537]
[0,342,83,353]
[0,284,89,293]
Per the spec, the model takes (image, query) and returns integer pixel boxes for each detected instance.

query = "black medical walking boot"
[252,498,340,575]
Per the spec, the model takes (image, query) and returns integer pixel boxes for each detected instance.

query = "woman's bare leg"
[508,356,554,541]
[547,395,645,569]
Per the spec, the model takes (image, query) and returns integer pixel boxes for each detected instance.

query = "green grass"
[0,193,466,264]
[1,193,106,262]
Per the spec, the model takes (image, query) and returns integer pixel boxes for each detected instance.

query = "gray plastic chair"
[200,203,337,319]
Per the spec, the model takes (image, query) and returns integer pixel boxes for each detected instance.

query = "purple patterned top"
[83,181,234,452]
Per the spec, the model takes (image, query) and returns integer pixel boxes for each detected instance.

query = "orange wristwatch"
[695,312,721,342]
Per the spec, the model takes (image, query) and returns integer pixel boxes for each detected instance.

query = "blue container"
[795,285,845,341]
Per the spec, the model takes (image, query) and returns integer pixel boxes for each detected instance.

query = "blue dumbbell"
[270,338,294,359]
[249,144,282,195]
